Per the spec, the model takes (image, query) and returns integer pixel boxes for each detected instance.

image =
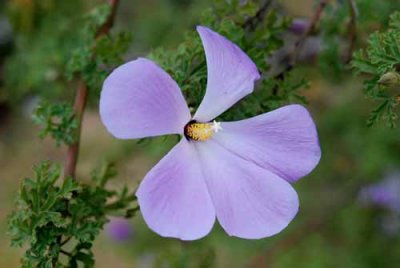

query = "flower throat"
[184,120,220,141]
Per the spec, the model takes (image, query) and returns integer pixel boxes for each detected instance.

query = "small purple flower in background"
[105,217,133,242]
[100,26,321,240]
[359,173,400,214]
[289,18,311,35]
[268,18,320,76]
[358,172,400,235]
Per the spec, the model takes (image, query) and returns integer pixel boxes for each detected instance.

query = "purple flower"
[100,26,321,240]
[105,217,133,242]
[289,18,311,35]
[359,173,400,214]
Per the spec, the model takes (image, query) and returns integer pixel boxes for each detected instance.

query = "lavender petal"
[136,139,216,240]
[100,58,191,139]
[213,105,321,183]
[194,140,299,239]
[193,26,260,122]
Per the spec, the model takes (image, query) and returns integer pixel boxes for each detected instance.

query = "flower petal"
[100,58,191,139]
[194,140,299,239]
[193,26,260,122]
[136,139,215,240]
[213,105,321,183]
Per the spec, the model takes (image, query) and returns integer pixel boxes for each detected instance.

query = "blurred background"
[1,0,400,267]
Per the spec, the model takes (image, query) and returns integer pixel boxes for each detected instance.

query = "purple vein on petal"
[212,105,321,183]
[193,140,299,239]
[136,139,215,240]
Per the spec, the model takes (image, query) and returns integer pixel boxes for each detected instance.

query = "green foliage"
[222,70,309,121]
[318,0,354,78]
[356,0,400,30]
[149,0,294,121]
[5,1,327,266]
[32,101,78,146]
[155,246,216,267]
[352,11,400,127]
[6,3,138,266]
[4,2,131,104]
[8,161,137,267]
[319,0,400,80]
[4,0,85,103]
[66,4,132,95]
[4,0,400,266]
[8,161,79,267]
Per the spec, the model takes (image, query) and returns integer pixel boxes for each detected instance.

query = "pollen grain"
[184,122,214,141]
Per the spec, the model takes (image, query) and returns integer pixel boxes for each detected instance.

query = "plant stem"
[242,0,274,30]
[292,0,329,66]
[105,196,138,211]
[248,180,364,268]
[60,236,71,246]
[345,0,358,63]
[271,0,329,96]
[64,82,88,179]
[63,0,120,180]
[60,249,73,257]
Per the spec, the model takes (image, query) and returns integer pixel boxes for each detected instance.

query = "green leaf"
[33,101,78,146]
[352,11,400,127]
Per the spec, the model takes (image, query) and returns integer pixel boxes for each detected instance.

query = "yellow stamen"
[184,122,214,141]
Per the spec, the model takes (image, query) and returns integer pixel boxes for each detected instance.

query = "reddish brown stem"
[345,0,358,63]
[96,0,120,37]
[64,82,88,179]
[64,0,120,179]
[292,0,329,65]
[272,0,329,95]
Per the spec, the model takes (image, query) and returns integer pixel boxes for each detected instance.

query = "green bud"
[378,72,400,87]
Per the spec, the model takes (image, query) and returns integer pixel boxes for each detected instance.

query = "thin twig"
[64,82,88,179]
[345,0,358,63]
[270,0,329,96]
[96,0,120,37]
[60,249,73,257]
[292,0,329,66]
[60,236,71,246]
[105,195,138,211]
[248,180,364,268]
[242,0,273,30]
[249,218,324,268]
[56,2,120,266]
[64,0,120,179]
